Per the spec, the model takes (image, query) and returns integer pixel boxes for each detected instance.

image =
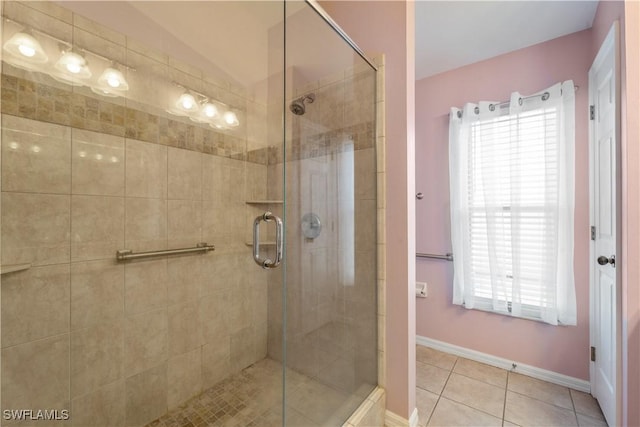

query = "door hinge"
[590,105,595,120]
[591,346,596,362]
[591,226,596,241]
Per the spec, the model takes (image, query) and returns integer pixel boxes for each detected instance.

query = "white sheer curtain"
[449,81,576,325]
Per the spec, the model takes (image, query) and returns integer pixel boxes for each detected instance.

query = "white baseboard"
[385,407,418,427]
[416,335,590,393]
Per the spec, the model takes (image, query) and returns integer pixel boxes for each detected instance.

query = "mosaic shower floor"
[145,358,364,427]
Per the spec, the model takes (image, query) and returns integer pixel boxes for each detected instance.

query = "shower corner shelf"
[245,200,283,205]
[1,263,31,275]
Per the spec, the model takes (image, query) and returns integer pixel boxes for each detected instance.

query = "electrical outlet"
[416,281,427,298]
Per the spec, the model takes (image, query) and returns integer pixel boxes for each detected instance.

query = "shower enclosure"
[0,1,378,426]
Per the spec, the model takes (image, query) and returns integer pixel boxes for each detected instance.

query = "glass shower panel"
[0,1,287,426]
[279,3,378,425]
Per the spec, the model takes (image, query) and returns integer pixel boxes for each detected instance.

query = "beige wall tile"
[124,258,168,316]
[1,264,70,347]
[71,195,124,262]
[71,129,124,196]
[167,349,201,410]
[74,27,126,64]
[168,302,200,357]
[167,199,202,248]
[202,155,244,202]
[167,255,201,304]
[354,148,376,201]
[124,197,167,252]
[1,192,70,266]
[124,309,168,377]
[198,291,231,345]
[70,259,124,331]
[71,380,125,427]
[2,334,70,412]
[230,327,255,373]
[125,364,167,427]
[2,115,71,194]
[167,147,202,200]
[125,139,167,198]
[201,341,230,390]
[3,1,72,41]
[200,251,242,296]
[71,320,123,398]
[21,1,72,23]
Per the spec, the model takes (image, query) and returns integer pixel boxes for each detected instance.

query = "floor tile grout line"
[569,387,580,426]
[424,356,458,426]
[503,370,511,425]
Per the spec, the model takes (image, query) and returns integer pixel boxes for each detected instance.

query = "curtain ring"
[474,106,479,114]
[542,92,550,101]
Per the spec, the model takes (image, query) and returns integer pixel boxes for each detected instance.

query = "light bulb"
[223,111,239,126]
[176,92,198,112]
[18,44,35,57]
[9,142,19,150]
[98,67,129,92]
[78,151,87,158]
[203,103,217,118]
[66,62,81,74]
[95,154,103,160]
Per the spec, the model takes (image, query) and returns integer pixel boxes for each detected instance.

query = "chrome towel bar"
[116,243,215,261]
[416,252,453,261]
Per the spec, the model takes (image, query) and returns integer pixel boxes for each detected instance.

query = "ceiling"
[415,1,599,81]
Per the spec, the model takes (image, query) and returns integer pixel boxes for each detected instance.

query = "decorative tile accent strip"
[2,73,375,165]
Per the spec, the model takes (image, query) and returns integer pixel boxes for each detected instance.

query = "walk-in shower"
[0,1,378,426]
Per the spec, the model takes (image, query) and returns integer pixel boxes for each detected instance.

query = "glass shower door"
[276,3,379,425]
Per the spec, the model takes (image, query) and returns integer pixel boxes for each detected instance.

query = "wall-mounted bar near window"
[116,243,215,261]
[416,252,453,261]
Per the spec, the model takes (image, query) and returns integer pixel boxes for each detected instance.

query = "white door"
[589,23,618,427]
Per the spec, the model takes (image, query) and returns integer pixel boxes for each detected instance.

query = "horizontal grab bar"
[116,243,215,261]
[416,252,453,261]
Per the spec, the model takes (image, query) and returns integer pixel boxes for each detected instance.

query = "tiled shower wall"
[0,2,271,426]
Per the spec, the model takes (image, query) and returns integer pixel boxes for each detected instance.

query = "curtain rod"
[456,85,578,119]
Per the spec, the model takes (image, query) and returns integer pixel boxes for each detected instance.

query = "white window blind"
[448,81,576,325]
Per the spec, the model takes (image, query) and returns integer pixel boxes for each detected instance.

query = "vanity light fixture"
[3,31,48,63]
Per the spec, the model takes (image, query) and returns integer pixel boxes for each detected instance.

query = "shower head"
[290,93,315,115]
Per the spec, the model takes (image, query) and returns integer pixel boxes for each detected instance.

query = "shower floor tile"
[146,358,334,427]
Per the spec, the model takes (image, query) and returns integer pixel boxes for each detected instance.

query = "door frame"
[588,21,622,425]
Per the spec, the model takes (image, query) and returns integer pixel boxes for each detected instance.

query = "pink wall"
[621,3,640,425]
[319,1,417,420]
[415,30,593,380]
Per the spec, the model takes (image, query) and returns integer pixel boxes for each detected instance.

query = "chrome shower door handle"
[253,211,283,269]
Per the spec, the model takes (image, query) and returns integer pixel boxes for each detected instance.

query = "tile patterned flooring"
[146,358,365,427]
[415,345,608,427]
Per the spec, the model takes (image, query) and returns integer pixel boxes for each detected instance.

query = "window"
[448,81,577,325]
